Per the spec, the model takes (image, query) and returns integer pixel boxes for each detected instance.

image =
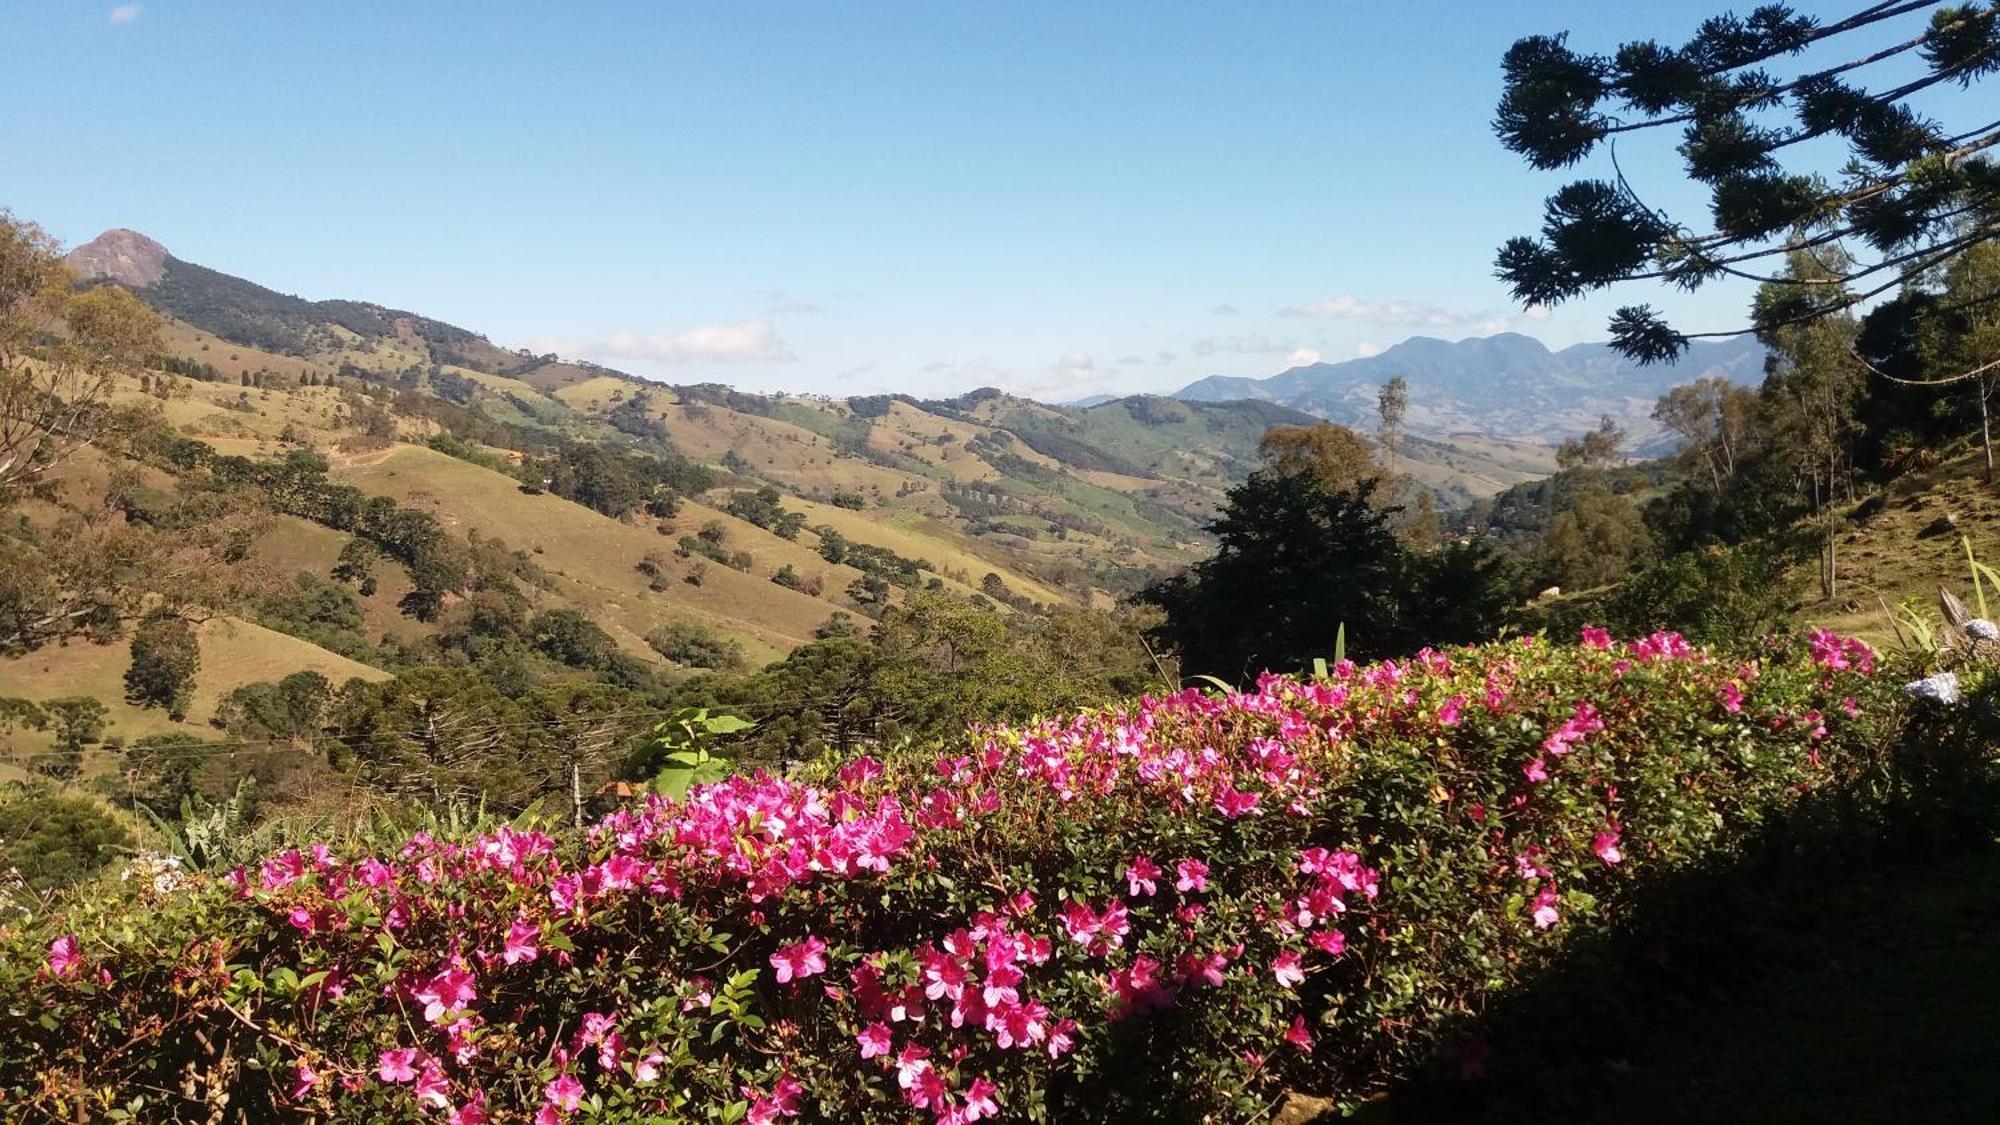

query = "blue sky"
[0,2,1897,398]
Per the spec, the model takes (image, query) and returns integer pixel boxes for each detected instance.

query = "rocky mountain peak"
[64,228,169,288]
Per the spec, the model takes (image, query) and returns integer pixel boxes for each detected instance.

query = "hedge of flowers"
[0,628,1982,1122]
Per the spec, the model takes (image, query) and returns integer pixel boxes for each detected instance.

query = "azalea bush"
[1,629,1990,1123]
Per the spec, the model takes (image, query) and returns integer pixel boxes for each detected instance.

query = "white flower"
[1902,672,1961,706]
[1964,618,1999,641]
[119,851,186,895]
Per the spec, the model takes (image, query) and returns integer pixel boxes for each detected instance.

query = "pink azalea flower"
[745,1073,802,1123]
[1531,887,1560,930]
[1523,757,1549,783]
[1580,626,1614,650]
[46,934,80,979]
[378,1048,419,1084]
[413,967,478,1024]
[1437,694,1466,726]
[1719,680,1745,713]
[1308,929,1346,956]
[1213,784,1260,819]
[503,917,540,965]
[857,1022,893,1059]
[1175,858,1210,893]
[413,1059,451,1109]
[964,1076,1001,1121]
[543,1073,583,1112]
[772,935,829,984]
[1125,855,1161,897]
[1271,950,1305,989]
[1284,1015,1314,1053]
[1046,1018,1078,1058]
[290,1061,320,1101]
[634,1051,665,1083]
[449,1091,489,1125]
[1593,829,1623,865]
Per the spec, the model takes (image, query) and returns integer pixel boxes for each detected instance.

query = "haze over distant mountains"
[1175,332,1767,453]
[62,228,1757,462]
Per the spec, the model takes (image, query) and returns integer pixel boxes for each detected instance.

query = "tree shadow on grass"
[1378,778,2000,1125]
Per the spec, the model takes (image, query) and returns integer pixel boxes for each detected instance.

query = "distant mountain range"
[1175,332,1767,453]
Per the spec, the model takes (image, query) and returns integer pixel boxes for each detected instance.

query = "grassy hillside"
[16,233,1575,725]
[1799,454,2000,647]
[0,617,389,778]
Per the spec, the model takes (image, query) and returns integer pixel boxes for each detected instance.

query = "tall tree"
[1256,422,1382,494]
[1376,376,1409,471]
[1758,252,1864,597]
[1653,375,1762,492]
[1919,239,2000,476]
[0,212,163,503]
[40,696,107,781]
[1494,3,2000,363]
[1555,414,1629,473]
[124,613,201,719]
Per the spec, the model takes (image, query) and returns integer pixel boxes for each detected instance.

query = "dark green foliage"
[257,573,373,659]
[531,609,620,671]
[847,573,891,609]
[38,697,106,781]
[425,432,514,474]
[202,449,485,620]
[1495,6,1999,360]
[644,621,744,671]
[532,443,713,519]
[119,732,225,818]
[1600,542,1798,645]
[213,672,332,743]
[0,697,48,740]
[607,392,672,443]
[0,784,132,891]
[724,487,807,539]
[812,527,926,587]
[125,614,200,718]
[998,426,1150,476]
[144,255,484,358]
[331,538,380,597]
[830,491,866,510]
[325,669,653,812]
[1142,474,1513,680]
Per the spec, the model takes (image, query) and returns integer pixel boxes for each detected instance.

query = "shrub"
[0,784,133,893]
[0,629,1985,1122]
[645,621,744,671]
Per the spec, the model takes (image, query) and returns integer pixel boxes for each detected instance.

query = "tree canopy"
[1140,472,1512,682]
[1495,2,2000,363]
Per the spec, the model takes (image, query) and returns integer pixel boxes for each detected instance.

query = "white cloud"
[1054,352,1097,378]
[1523,304,1552,321]
[1154,350,1177,364]
[1211,304,1240,316]
[108,3,141,23]
[1476,318,1511,336]
[1116,355,1146,367]
[598,320,794,364]
[1278,294,1506,330]
[1282,347,1322,368]
[1356,341,1383,358]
